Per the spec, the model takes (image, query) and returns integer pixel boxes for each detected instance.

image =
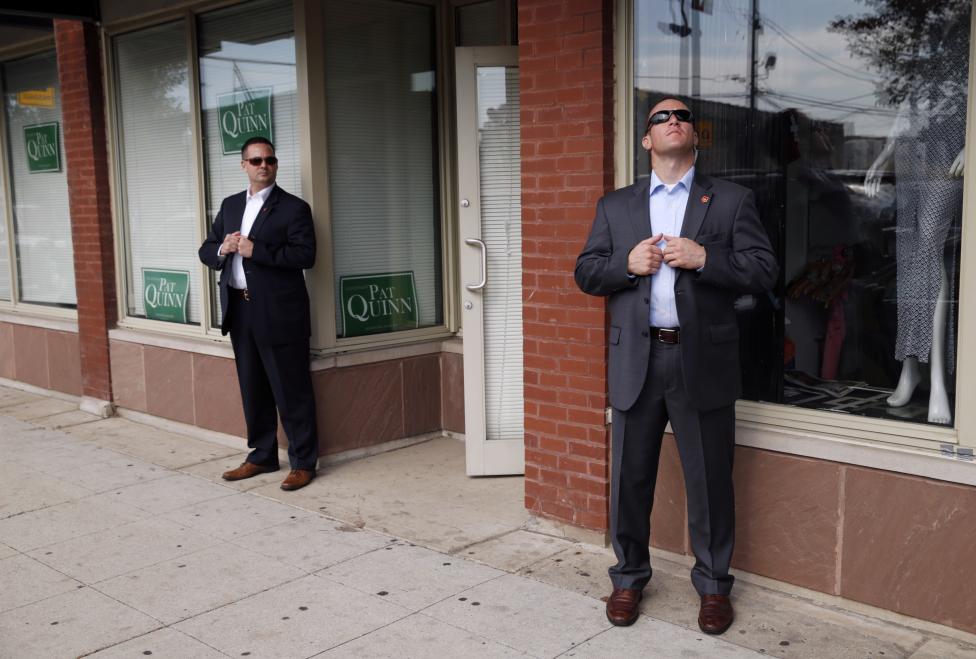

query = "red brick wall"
[55,20,117,402]
[519,0,615,531]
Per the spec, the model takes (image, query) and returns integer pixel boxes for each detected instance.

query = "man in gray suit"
[575,98,777,634]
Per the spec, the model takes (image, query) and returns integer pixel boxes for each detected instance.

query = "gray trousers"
[608,340,736,596]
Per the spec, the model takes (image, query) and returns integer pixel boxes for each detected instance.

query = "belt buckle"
[242,289,250,302]
[659,328,679,343]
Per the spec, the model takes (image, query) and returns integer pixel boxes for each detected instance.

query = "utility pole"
[748,0,759,111]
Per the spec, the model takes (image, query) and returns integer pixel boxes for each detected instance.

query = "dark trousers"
[609,340,736,596]
[227,294,318,471]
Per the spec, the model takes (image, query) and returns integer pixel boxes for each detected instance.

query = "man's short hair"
[241,136,275,158]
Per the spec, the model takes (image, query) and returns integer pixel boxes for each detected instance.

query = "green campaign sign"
[340,272,419,337]
[24,122,60,173]
[143,269,190,323]
[217,87,273,155]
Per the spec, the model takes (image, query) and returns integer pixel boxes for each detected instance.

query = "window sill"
[736,419,976,487]
[109,325,463,369]
[0,308,78,333]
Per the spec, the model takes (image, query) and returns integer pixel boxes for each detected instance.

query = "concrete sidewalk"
[0,384,973,658]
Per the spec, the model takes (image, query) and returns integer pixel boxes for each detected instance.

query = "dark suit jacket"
[198,185,316,345]
[575,173,777,412]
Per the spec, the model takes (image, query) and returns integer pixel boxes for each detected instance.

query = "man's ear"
[693,131,700,147]
[641,134,652,151]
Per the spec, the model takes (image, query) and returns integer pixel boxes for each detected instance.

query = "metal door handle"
[465,238,486,291]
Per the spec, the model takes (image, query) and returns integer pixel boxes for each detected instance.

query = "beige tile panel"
[191,352,245,438]
[732,447,842,594]
[314,360,404,455]
[402,353,441,436]
[12,323,49,389]
[841,467,976,634]
[440,351,465,434]
[650,435,689,555]
[0,322,14,380]
[109,340,147,412]
[144,345,194,425]
[46,330,81,396]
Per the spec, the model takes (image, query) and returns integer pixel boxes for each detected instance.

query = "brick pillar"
[520,0,615,532]
[55,20,116,410]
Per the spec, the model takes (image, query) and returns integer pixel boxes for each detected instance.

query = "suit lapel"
[679,174,714,241]
[246,185,281,240]
[628,177,652,243]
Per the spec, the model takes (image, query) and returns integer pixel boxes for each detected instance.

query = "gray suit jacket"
[575,173,777,412]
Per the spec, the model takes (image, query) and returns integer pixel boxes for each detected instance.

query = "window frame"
[0,39,80,323]
[104,0,461,352]
[616,0,976,457]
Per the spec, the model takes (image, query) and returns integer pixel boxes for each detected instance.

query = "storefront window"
[0,145,10,301]
[633,0,970,427]
[456,1,500,47]
[198,0,300,328]
[114,21,200,325]
[325,0,443,338]
[1,51,74,308]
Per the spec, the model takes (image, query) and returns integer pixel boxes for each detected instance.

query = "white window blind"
[114,21,201,324]
[2,51,75,307]
[198,0,300,327]
[324,0,443,337]
[477,66,523,443]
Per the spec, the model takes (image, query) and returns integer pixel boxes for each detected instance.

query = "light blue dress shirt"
[648,166,695,328]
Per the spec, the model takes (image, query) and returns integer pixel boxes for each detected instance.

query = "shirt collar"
[649,166,695,195]
[246,183,275,203]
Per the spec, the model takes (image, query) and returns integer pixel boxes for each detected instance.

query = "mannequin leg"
[887,357,920,407]
[928,266,951,424]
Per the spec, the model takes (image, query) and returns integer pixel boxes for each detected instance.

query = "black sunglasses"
[646,109,694,131]
[245,156,278,166]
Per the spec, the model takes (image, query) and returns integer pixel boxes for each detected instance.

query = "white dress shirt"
[219,183,275,289]
[648,166,694,328]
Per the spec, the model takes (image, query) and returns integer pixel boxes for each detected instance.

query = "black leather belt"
[650,327,680,344]
[229,287,250,301]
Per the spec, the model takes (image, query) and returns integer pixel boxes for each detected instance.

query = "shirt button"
[641,330,649,337]
[643,297,649,304]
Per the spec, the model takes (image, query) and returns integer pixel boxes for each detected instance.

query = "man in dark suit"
[575,99,777,634]
[199,136,319,491]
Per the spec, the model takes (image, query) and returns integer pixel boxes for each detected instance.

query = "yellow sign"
[17,88,55,108]
[696,119,713,149]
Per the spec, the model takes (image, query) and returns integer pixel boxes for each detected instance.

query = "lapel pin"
[701,194,711,204]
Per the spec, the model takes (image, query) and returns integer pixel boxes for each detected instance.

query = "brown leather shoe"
[698,594,734,635]
[606,587,642,626]
[280,469,315,491]
[221,462,278,481]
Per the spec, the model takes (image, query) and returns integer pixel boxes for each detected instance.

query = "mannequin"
[864,33,966,424]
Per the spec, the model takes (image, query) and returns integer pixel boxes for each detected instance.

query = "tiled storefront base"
[108,339,465,458]
[0,321,82,396]
[649,438,976,635]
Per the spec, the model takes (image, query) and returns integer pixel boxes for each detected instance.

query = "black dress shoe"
[606,587,642,626]
[698,594,734,634]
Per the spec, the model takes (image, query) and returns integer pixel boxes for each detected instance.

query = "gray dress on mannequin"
[892,31,967,373]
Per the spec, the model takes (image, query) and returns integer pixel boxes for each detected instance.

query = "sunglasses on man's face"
[245,156,278,166]
[646,109,694,131]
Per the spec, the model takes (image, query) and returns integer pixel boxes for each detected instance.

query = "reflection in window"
[325,0,443,338]
[633,0,970,426]
[1,51,74,308]
[114,21,199,324]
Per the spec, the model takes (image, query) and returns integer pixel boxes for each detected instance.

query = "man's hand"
[949,147,965,178]
[627,233,664,276]
[221,232,241,255]
[237,235,254,258]
[662,235,706,270]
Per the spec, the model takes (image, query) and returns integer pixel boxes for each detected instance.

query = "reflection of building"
[1,0,974,638]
